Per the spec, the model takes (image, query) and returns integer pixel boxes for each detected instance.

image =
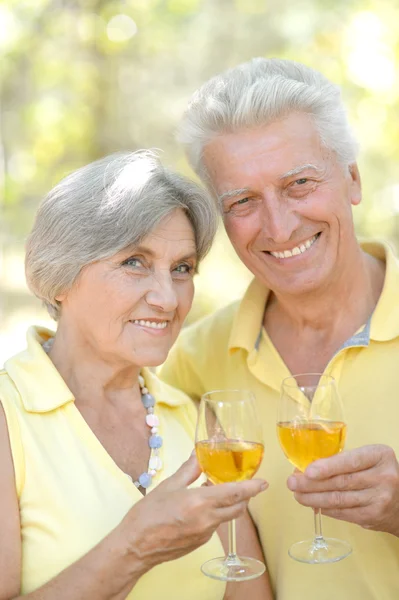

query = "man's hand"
[287,445,399,536]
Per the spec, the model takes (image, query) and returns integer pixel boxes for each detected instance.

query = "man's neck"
[264,246,385,351]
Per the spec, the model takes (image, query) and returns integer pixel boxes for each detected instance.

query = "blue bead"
[141,393,155,408]
[138,472,152,488]
[149,435,163,449]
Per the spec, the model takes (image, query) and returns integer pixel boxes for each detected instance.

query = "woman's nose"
[145,273,178,312]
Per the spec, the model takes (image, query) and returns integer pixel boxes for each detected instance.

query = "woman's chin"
[128,351,170,369]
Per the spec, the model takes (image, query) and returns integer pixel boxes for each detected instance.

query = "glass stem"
[226,519,238,564]
[314,508,324,541]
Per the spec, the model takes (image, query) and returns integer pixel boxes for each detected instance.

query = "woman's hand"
[118,453,268,573]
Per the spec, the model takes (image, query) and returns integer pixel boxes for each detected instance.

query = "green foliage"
[0,0,398,324]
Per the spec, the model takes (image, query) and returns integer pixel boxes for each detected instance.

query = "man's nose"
[261,193,299,245]
[145,272,178,312]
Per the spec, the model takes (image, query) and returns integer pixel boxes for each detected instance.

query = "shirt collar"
[4,326,188,413]
[5,326,75,413]
[228,240,399,354]
[228,278,269,354]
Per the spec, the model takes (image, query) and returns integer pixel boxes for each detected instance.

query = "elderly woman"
[0,151,273,600]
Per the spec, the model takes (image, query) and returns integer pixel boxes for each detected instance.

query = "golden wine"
[196,439,264,484]
[277,420,347,472]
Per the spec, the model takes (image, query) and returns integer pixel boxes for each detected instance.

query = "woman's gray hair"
[25,150,219,320]
[178,57,359,182]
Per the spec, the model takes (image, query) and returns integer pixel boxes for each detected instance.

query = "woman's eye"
[237,197,249,205]
[174,263,193,274]
[295,178,308,185]
[124,257,143,268]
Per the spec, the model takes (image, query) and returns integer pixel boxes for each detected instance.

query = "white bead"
[149,456,163,470]
[141,387,148,395]
[138,375,145,388]
[149,469,156,476]
[147,407,154,414]
[151,427,158,434]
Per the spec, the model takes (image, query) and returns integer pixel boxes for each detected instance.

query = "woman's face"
[57,209,197,368]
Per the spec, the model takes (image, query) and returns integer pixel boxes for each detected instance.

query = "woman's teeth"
[269,234,319,259]
[131,320,168,329]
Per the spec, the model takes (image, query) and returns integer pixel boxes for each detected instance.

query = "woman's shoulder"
[0,370,26,497]
[0,368,21,406]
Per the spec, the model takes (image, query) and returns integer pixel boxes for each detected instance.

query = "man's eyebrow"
[218,188,251,203]
[279,164,322,180]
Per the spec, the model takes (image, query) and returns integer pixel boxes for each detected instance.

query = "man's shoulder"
[181,299,241,343]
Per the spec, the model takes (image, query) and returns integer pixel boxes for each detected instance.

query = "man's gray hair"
[178,57,359,181]
[25,150,218,320]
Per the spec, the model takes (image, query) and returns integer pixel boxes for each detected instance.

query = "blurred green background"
[1,0,399,364]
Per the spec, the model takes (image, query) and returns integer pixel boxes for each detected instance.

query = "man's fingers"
[320,506,371,524]
[209,479,268,508]
[288,469,374,493]
[303,445,387,480]
[294,488,369,510]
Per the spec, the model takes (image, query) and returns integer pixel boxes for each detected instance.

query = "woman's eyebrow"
[122,247,197,262]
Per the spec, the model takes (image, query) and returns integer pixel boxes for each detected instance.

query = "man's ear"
[349,163,362,206]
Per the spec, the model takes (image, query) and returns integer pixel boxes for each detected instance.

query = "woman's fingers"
[159,452,202,491]
[207,479,268,508]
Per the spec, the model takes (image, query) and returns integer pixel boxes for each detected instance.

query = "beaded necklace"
[42,337,163,491]
[135,373,163,489]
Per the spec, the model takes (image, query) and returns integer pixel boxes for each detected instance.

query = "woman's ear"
[349,163,362,206]
[55,293,66,302]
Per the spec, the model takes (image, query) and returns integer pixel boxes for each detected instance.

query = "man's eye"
[237,197,250,205]
[295,178,308,185]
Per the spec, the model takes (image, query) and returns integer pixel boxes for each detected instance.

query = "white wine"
[277,420,347,472]
[196,439,264,484]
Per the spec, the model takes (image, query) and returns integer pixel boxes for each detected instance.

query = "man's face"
[202,112,361,296]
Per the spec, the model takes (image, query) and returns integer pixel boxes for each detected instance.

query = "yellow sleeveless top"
[0,327,225,599]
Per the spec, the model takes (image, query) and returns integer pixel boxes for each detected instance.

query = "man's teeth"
[131,320,168,329]
[270,234,318,259]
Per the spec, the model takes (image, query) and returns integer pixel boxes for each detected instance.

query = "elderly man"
[160,58,399,598]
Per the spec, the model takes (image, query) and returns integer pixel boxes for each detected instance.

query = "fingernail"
[190,449,196,457]
[260,481,268,491]
[287,475,297,490]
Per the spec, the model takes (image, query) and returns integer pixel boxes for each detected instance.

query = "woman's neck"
[48,323,142,409]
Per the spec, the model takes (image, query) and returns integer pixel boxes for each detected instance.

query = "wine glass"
[277,373,352,564]
[195,389,265,581]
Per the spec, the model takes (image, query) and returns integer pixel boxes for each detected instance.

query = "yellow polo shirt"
[0,327,225,599]
[161,241,399,599]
